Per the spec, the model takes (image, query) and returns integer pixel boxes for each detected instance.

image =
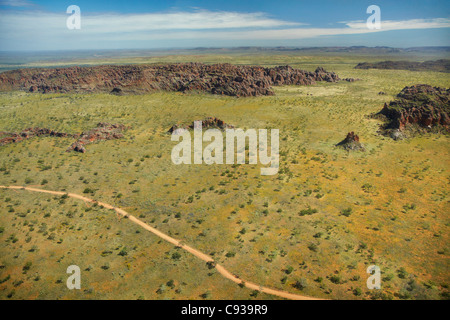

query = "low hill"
[355,59,450,73]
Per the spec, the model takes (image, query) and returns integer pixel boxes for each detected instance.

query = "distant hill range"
[355,59,450,73]
[0,46,448,73]
[189,46,450,54]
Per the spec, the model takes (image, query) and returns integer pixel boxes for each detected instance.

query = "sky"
[0,0,449,51]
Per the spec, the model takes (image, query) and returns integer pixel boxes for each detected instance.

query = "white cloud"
[0,9,449,50]
[72,17,449,41]
[343,18,450,31]
[86,11,303,31]
[0,10,303,35]
[0,0,33,7]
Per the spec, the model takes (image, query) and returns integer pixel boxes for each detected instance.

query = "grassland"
[0,52,449,300]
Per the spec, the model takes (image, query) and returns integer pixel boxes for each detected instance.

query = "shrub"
[23,261,32,272]
[397,267,408,279]
[83,188,94,194]
[101,263,110,270]
[308,243,318,252]
[341,208,352,217]
[353,288,362,296]
[172,252,181,260]
[383,274,394,282]
[0,275,11,284]
[293,278,307,290]
[118,247,128,256]
[225,251,236,258]
[329,275,342,284]
[156,284,166,294]
[285,266,294,274]
[362,183,376,193]
[167,280,175,288]
[299,207,318,216]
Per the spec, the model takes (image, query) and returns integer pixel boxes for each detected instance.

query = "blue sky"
[0,0,449,51]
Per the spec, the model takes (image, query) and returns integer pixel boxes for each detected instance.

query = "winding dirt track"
[0,185,321,300]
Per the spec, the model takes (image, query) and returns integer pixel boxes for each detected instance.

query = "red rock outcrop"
[0,128,72,146]
[168,117,234,133]
[66,123,129,153]
[0,63,341,97]
[376,84,449,131]
[0,123,128,153]
[336,132,365,151]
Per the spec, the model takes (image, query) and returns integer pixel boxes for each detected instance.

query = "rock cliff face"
[0,63,340,97]
[377,84,449,131]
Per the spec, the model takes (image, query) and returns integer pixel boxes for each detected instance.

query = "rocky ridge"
[0,63,341,97]
[355,59,450,73]
[0,123,128,153]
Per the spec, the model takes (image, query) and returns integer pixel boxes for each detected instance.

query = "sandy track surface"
[0,185,322,300]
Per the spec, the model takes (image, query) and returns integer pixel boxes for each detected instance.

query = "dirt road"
[0,185,322,300]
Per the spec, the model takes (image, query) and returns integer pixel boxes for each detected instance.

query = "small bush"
[83,188,94,194]
[341,208,352,217]
[299,207,318,216]
[172,252,181,260]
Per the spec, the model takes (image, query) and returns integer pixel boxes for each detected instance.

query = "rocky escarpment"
[336,132,365,151]
[374,85,449,137]
[0,123,128,153]
[0,63,340,97]
[168,117,234,134]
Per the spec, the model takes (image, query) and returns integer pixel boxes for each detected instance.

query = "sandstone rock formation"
[343,78,361,82]
[336,132,365,151]
[110,87,123,95]
[0,63,341,97]
[67,123,129,153]
[375,84,449,133]
[0,128,72,146]
[0,123,128,153]
[168,117,234,133]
